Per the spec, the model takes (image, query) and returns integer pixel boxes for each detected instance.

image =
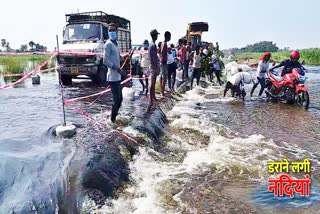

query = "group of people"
[103,23,303,123]
[103,26,171,123]
[223,50,303,99]
[136,33,224,94]
[250,50,302,97]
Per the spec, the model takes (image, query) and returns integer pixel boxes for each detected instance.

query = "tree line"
[0,39,47,52]
[225,41,285,55]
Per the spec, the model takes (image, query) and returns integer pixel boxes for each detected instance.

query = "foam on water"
[94,82,320,213]
[122,87,137,101]
[0,139,76,212]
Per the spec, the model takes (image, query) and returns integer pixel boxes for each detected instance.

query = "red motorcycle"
[265,67,309,109]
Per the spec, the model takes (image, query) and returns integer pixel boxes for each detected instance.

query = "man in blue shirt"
[270,50,302,76]
[103,23,123,123]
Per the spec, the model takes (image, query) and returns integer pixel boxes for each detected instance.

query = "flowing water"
[0,66,320,213]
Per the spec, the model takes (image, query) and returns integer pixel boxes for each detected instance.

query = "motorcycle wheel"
[297,91,310,109]
[283,86,295,104]
[265,90,277,103]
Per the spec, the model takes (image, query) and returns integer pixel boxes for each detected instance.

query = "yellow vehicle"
[186,22,209,50]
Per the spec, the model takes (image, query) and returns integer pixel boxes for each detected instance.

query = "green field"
[0,55,54,74]
[236,49,320,65]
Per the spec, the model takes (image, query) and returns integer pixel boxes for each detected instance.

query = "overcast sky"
[0,0,319,50]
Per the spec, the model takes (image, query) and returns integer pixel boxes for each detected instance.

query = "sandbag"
[229,71,253,86]
[225,61,240,81]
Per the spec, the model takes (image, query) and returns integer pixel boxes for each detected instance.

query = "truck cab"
[57,11,131,85]
[186,22,209,51]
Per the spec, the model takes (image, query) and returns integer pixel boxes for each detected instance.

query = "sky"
[0,0,319,51]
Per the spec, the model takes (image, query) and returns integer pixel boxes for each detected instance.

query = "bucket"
[32,75,40,85]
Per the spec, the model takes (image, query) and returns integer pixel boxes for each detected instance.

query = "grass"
[0,55,50,74]
[235,49,320,65]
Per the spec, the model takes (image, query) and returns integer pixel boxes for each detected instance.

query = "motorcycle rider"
[250,52,271,97]
[270,50,302,76]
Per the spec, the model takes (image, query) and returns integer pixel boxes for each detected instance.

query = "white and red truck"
[57,11,131,85]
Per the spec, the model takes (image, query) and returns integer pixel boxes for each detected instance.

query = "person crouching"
[224,68,253,98]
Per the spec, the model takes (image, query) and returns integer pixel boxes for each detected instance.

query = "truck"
[57,11,131,85]
[186,22,209,51]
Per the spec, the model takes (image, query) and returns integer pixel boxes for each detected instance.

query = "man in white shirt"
[250,52,271,97]
[211,54,222,85]
[139,39,150,95]
[103,23,123,123]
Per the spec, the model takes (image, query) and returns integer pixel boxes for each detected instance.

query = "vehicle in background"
[186,22,209,51]
[57,11,131,85]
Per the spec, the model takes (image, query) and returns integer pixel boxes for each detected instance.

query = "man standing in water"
[178,40,186,80]
[160,31,171,96]
[103,23,123,123]
[211,54,222,85]
[167,44,177,91]
[184,40,191,80]
[149,29,160,104]
[190,45,202,89]
[139,40,151,95]
[251,52,271,97]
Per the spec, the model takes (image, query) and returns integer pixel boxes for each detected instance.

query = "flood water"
[0,66,320,213]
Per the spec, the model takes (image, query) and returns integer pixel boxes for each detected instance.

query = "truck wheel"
[60,74,72,85]
[92,66,107,84]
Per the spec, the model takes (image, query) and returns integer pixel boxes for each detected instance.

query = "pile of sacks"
[225,55,253,86]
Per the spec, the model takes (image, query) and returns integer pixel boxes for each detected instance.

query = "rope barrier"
[61,49,143,145]
[0,66,58,77]
[0,52,54,56]
[0,49,143,145]
[0,54,57,90]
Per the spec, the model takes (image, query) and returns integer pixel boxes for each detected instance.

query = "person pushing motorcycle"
[270,50,302,76]
[250,52,271,97]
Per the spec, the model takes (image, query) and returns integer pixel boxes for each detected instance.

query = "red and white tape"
[0,67,58,77]
[0,52,54,56]
[0,49,144,145]
[64,96,141,145]
[64,76,132,104]
[0,48,145,57]
[0,54,57,90]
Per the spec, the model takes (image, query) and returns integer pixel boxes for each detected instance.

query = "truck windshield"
[63,23,101,42]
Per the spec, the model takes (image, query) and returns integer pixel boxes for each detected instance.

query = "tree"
[5,42,10,52]
[35,43,41,51]
[29,41,35,51]
[39,45,47,52]
[20,44,28,52]
[229,41,279,54]
[242,41,279,53]
[1,39,6,51]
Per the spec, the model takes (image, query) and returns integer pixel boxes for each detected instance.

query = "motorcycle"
[265,66,309,109]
